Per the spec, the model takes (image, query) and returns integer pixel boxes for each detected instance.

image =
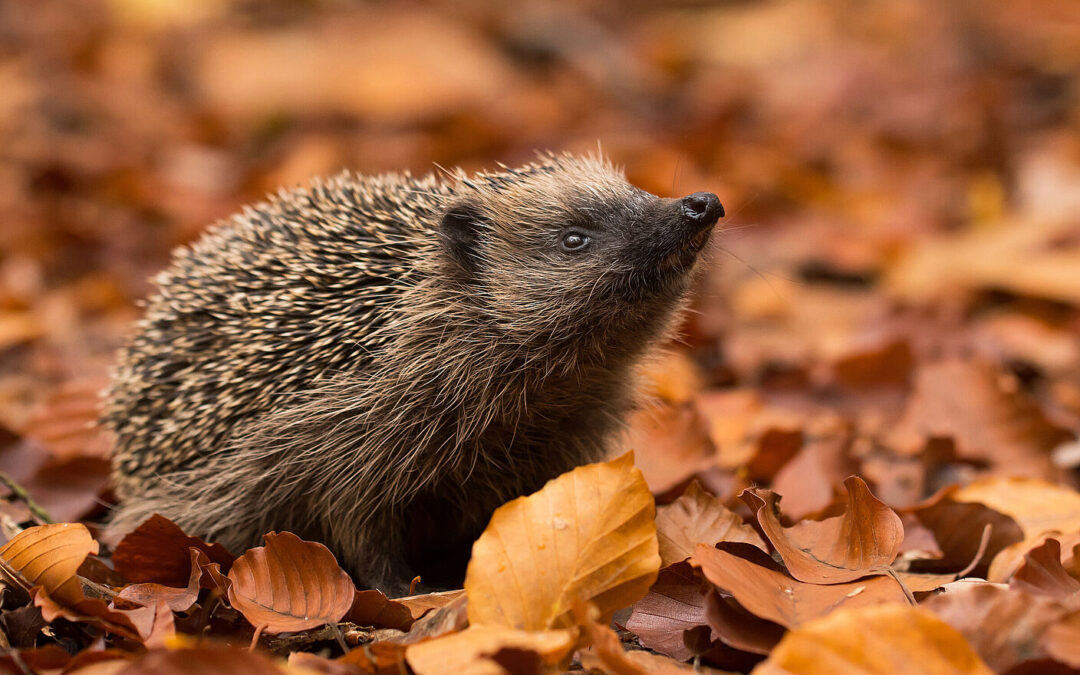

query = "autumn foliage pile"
[2,443,1080,672]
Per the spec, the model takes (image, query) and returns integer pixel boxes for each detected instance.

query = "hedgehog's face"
[439,155,723,348]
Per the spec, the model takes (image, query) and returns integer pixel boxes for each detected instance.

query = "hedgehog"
[103,153,724,593]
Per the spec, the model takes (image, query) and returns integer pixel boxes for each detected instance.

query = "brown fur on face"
[104,152,721,593]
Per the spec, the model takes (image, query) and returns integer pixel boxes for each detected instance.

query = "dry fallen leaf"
[952,477,1080,539]
[465,452,660,630]
[923,580,1067,672]
[344,589,415,631]
[1010,538,1080,605]
[0,523,98,603]
[885,358,1070,478]
[404,625,575,675]
[112,514,235,586]
[989,531,1080,583]
[690,543,908,628]
[655,481,766,566]
[625,562,708,661]
[115,549,203,612]
[226,531,355,634]
[743,476,904,584]
[752,604,994,675]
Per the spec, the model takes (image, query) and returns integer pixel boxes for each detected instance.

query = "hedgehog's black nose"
[681,192,724,227]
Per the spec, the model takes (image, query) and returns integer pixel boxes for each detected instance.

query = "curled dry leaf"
[226,531,355,634]
[625,562,708,661]
[923,581,1066,672]
[690,543,908,629]
[404,625,575,675]
[752,604,994,675]
[116,548,204,612]
[743,476,904,584]
[655,481,766,566]
[1010,539,1080,605]
[952,477,1080,540]
[465,452,660,630]
[113,514,235,586]
[989,531,1080,583]
[0,523,98,602]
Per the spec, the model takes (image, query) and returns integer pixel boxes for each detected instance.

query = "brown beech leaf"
[705,588,785,655]
[580,602,704,674]
[465,452,660,630]
[923,581,1067,672]
[33,586,155,642]
[1011,539,1080,604]
[0,523,98,602]
[690,543,908,628]
[655,481,766,566]
[743,476,904,584]
[884,359,1071,479]
[226,531,355,634]
[622,404,716,494]
[752,604,993,675]
[952,477,1080,540]
[910,495,1024,577]
[344,589,414,631]
[990,532,1080,583]
[113,514,235,586]
[625,562,708,661]
[404,625,575,675]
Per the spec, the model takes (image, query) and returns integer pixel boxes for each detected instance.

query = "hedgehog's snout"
[680,192,724,229]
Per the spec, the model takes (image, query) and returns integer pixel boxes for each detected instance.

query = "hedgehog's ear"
[439,203,485,273]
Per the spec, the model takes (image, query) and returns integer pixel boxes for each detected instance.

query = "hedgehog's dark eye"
[560,231,590,253]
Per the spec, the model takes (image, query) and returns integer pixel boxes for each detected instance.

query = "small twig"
[883,566,917,606]
[328,622,348,653]
[0,471,52,525]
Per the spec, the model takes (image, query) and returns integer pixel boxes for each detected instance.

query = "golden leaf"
[465,452,660,630]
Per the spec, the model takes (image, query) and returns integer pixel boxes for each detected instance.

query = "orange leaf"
[752,604,993,675]
[952,477,1080,540]
[226,531,355,634]
[655,481,766,566]
[404,625,575,675]
[690,543,908,628]
[743,476,903,584]
[0,523,98,602]
[465,452,660,630]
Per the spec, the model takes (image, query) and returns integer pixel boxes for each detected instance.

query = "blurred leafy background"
[1,0,1077,433]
